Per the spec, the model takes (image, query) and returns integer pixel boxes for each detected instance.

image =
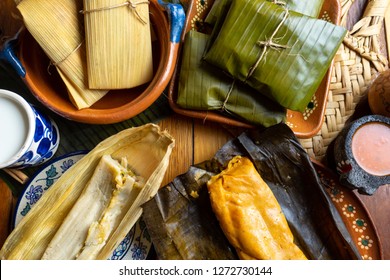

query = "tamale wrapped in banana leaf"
[142,166,238,260]
[0,124,174,260]
[17,0,108,109]
[203,0,326,57]
[207,155,308,260]
[142,124,361,260]
[177,30,286,127]
[204,0,346,112]
[205,0,325,26]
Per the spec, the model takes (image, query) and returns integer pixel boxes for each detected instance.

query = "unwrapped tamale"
[207,155,307,260]
[177,30,286,127]
[204,0,346,112]
[0,124,175,260]
[17,0,108,109]
[82,0,153,89]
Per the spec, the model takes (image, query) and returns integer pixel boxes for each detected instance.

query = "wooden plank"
[193,120,233,164]
[158,114,194,186]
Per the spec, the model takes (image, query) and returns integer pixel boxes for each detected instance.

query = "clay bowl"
[17,0,184,124]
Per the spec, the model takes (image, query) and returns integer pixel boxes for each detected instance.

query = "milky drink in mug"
[0,89,60,169]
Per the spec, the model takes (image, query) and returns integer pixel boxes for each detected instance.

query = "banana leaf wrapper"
[177,30,286,127]
[142,166,238,260]
[142,123,361,260]
[205,0,325,26]
[204,0,325,55]
[204,0,346,112]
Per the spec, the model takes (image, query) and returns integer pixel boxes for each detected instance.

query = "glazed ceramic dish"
[313,160,383,260]
[13,151,152,260]
[168,0,340,138]
[8,0,185,124]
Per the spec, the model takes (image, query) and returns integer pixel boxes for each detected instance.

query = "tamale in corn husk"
[82,0,153,89]
[0,124,175,260]
[204,0,346,112]
[16,0,108,109]
[177,30,286,127]
[207,156,307,260]
[142,124,361,260]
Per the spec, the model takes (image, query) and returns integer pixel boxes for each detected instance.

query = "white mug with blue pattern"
[0,89,59,169]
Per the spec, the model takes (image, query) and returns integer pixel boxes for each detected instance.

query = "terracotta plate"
[168,0,340,138]
[313,160,383,260]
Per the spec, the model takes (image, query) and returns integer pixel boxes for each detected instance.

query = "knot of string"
[221,79,236,112]
[47,41,83,74]
[246,8,290,80]
[80,0,150,24]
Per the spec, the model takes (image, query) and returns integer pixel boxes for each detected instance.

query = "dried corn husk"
[204,0,346,112]
[16,0,108,109]
[0,123,175,260]
[82,0,153,89]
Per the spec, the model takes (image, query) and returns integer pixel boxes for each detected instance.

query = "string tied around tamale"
[80,0,150,24]
[270,0,286,7]
[246,7,290,80]
[47,41,83,75]
[220,79,236,112]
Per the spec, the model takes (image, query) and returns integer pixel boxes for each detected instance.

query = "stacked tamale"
[16,0,153,109]
[177,0,346,125]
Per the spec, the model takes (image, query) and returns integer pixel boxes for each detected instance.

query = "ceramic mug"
[0,89,60,169]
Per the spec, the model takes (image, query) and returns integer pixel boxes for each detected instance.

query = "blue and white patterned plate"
[13,151,152,260]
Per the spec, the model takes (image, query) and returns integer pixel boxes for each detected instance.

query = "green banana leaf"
[204,0,346,112]
[142,124,362,260]
[205,0,325,26]
[177,30,286,127]
[204,0,325,54]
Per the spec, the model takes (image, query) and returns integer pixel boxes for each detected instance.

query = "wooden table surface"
[0,0,389,260]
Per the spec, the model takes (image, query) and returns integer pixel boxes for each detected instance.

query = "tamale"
[142,166,238,260]
[16,0,108,109]
[0,124,175,260]
[82,0,153,89]
[204,0,326,54]
[177,30,286,127]
[205,0,325,26]
[143,123,361,260]
[207,156,307,260]
[41,155,143,260]
[204,0,346,112]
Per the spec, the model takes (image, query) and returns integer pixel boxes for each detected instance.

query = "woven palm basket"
[300,0,389,161]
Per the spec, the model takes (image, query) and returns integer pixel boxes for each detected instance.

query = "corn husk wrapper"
[17,0,108,109]
[177,30,286,127]
[0,123,175,260]
[83,0,153,89]
[204,0,346,112]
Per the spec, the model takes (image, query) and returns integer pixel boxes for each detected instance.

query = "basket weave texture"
[300,0,389,161]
